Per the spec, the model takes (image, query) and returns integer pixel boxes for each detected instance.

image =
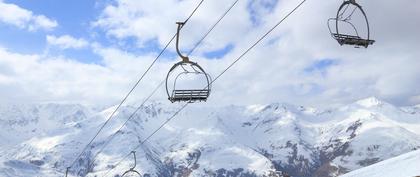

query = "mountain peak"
[1,101,419,177]
[356,97,383,107]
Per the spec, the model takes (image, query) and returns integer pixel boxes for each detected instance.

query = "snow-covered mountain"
[0,97,419,177]
[340,149,420,177]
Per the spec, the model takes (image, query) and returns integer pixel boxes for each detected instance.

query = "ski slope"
[341,149,420,177]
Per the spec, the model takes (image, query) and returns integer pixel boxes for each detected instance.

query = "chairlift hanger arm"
[65,167,70,177]
[176,22,190,62]
[131,151,137,170]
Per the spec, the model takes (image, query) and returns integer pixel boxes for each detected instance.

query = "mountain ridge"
[0,97,419,177]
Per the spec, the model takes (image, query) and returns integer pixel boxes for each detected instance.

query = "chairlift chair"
[328,0,375,48]
[165,22,212,103]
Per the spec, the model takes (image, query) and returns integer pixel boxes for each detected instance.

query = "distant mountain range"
[0,97,419,177]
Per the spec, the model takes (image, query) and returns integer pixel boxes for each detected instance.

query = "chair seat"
[170,89,209,102]
[333,33,375,47]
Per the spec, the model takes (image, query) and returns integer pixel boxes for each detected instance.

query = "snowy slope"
[340,149,420,177]
[0,97,419,177]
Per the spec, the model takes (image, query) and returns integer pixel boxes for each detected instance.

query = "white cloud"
[0,1,57,31]
[31,15,58,31]
[0,47,119,104]
[0,0,419,107]
[93,0,253,51]
[0,45,174,105]
[46,35,89,49]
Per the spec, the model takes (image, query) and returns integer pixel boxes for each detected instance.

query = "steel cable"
[65,0,206,175]
[102,0,307,176]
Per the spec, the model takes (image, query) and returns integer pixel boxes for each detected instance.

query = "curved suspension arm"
[190,64,201,73]
[172,71,190,93]
[171,69,209,93]
[180,63,188,72]
[130,151,137,170]
[193,62,212,94]
[176,22,189,62]
[205,72,212,95]
[338,3,350,19]
[328,18,359,38]
[357,2,371,42]
[65,167,70,177]
[166,62,181,101]
[335,0,370,40]
[343,6,357,21]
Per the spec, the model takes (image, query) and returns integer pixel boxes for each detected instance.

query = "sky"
[0,0,419,107]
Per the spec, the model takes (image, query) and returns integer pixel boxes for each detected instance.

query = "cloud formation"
[46,35,89,49]
[0,0,419,108]
[89,0,420,106]
[0,1,57,31]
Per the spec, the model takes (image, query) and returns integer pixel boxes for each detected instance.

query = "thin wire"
[344,6,357,21]
[187,0,240,56]
[212,0,307,83]
[86,80,164,171]
[67,32,176,171]
[102,103,189,177]
[86,0,239,173]
[103,0,306,176]
[65,0,206,174]
[184,0,206,24]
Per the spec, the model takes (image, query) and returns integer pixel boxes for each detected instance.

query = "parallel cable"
[102,103,189,177]
[86,0,240,174]
[65,0,206,175]
[103,0,306,176]
[187,0,240,56]
[66,32,175,171]
[183,0,206,24]
[212,0,306,83]
[86,80,165,171]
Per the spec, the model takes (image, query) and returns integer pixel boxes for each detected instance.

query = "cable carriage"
[165,22,212,103]
[120,151,143,177]
[328,0,375,48]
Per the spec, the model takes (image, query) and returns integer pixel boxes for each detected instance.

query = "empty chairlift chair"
[328,0,375,48]
[165,22,212,103]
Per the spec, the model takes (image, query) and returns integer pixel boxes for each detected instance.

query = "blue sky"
[304,59,338,76]
[0,0,419,106]
[0,0,236,64]
[3,0,107,63]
